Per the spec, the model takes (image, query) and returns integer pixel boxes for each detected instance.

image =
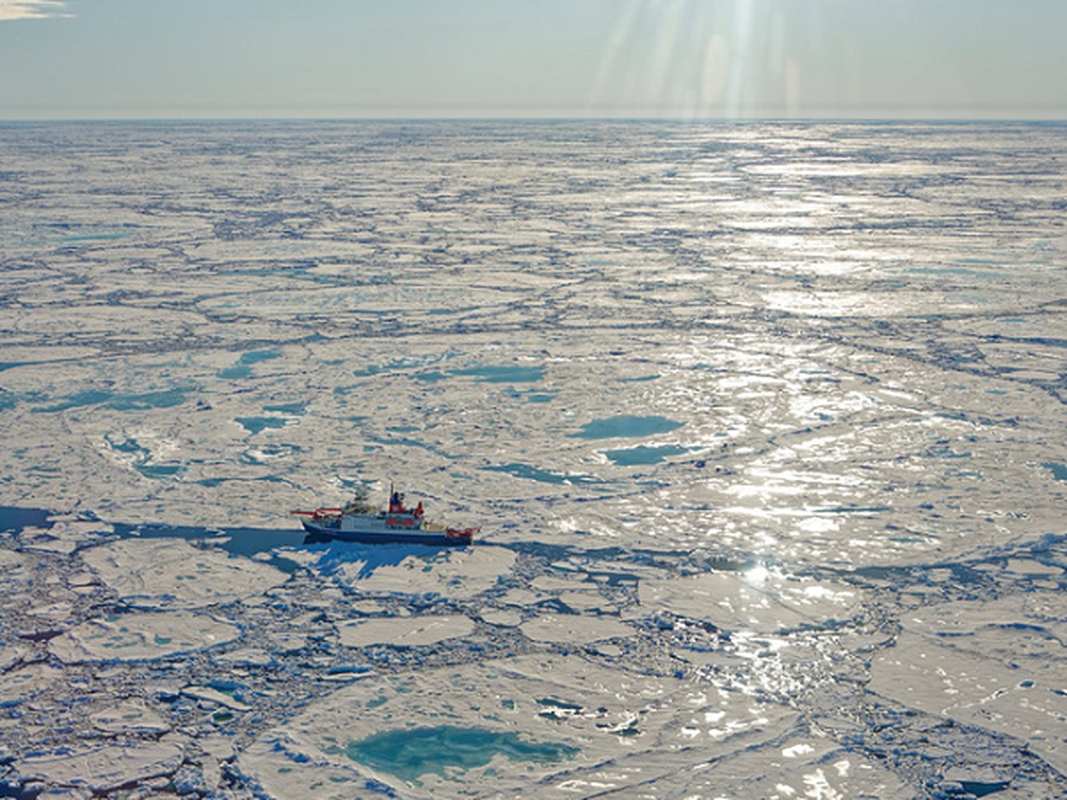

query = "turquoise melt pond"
[603,444,690,465]
[339,726,579,781]
[572,415,684,440]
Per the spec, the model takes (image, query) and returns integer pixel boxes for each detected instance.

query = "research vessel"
[291,487,477,546]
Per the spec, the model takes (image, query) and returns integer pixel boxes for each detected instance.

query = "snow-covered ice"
[14,741,184,795]
[82,537,288,609]
[49,612,241,663]
[337,615,476,649]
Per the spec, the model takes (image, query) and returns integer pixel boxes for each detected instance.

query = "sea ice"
[478,608,523,627]
[337,615,476,648]
[519,613,633,644]
[634,569,863,634]
[2,120,1066,796]
[238,652,796,798]
[80,537,288,609]
[0,663,65,707]
[665,734,910,798]
[871,593,1067,775]
[90,699,171,735]
[13,741,184,794]
[49,611,241,663]
[182,684,252,712]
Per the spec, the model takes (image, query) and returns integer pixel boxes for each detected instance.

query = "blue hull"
[300,519,471,546]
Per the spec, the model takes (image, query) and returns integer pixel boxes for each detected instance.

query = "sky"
[1,0,1065,120]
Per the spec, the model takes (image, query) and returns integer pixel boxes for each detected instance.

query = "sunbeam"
[589,0,808,119]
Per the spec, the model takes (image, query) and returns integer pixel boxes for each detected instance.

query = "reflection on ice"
[635,569,862,634]
[871,592,1067,775]
[672,734,909,798]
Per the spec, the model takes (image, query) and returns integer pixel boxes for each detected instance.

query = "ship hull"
[299,518,472,546]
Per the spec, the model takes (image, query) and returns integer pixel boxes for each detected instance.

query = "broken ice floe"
[870,592,1067,776]
[13,741,184,795]
[81,537,288,609]
[15,516,112,555]
[337,615,475,649]
[49,612,240,663]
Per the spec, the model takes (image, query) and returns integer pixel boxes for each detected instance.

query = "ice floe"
[13,741,184,795]
[90,699,171,735]
[81,537,288,609]
[871,592,1067,775]
[337,615,476,649]
[238,652,796,798]
[519,613,632,644]
[49,611,241,663]
[634,569,863,634]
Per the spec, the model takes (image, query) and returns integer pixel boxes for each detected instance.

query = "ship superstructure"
[291,487,476,546]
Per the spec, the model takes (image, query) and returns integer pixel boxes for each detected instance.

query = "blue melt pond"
[1044,462,1067,482]
[219,349,282,379]
[340,726,579,781]
[135,463,183,479]
[413,371,451,383]
[483,463,601,485]
[235,417,288,435]
[32,389,188,413]
[603,444,690,466]
[452,365,545,383]
[572,415,684,440]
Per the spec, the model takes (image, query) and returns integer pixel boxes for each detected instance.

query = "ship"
[290,486,477,546]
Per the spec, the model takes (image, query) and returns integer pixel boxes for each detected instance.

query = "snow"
[49,611,241,663]
[870,593,1067,776]
[337,615,476,648]
[14,741,184,794]
[81,537,288,609]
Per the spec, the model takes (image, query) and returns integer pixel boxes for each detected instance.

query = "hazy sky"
[2,0,1065,120]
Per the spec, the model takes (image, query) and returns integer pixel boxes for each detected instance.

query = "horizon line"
[2,115,1066,125]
